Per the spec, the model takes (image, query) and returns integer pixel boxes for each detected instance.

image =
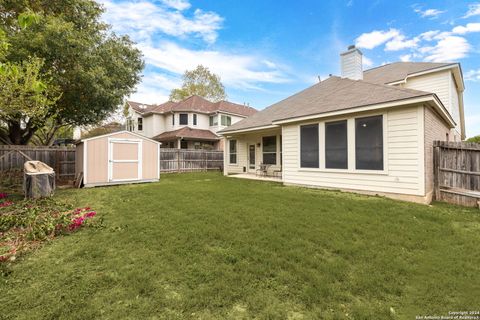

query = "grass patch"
[1,172,479,319]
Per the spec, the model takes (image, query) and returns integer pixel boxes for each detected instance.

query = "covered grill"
[23,161,55,199]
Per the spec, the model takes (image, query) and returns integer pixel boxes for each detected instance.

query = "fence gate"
[433,141,480,207]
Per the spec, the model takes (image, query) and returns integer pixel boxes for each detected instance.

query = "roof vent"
[140,104,147,109]
[340,45,363,80]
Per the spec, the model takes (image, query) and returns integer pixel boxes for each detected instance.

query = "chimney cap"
[348,44,356,50]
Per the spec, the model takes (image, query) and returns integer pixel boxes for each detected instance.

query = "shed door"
[108,139,142,182]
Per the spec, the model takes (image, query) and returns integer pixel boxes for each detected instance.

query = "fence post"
[177,149,180,173]
[433,141,440,201]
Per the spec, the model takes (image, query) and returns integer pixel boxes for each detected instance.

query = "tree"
[467,135,480,143]
[0,1,144,145]
[0,58,60,144]
[169,65,226,102]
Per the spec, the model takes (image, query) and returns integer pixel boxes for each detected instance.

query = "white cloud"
[355,28,400,49]
[423,36,471,62]
[463,3,480,18]
[419,30,440,41]
[414,8,445,18]
[400,54,412,62]
[465,69,480,82]
[159,0,191,11]
[452,23,480,35]
[100,0,223,43]
[139,41,290,90]
[385,35,419,51]
[362,56,373,68]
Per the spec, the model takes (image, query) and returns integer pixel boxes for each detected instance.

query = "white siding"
[402,71,450,109]
[282,106,425,197]
[449,74,461,138]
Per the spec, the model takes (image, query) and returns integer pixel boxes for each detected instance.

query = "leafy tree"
[0,58,60,144]
[169,65,226,102]
[467,135,480,143]
[0,1,144,145]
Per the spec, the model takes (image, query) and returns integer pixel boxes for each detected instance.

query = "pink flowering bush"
[0,195,99,266]
[0,193,8,199]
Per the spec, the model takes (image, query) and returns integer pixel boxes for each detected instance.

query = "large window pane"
[300,124,319,168]
[229,139,237,164]
[179,113,188,125]
[325,120,347,169]
[355,115,383,170]
[262,136,276,165]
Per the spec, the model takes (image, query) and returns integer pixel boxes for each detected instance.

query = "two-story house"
[219,45,465,204]
[125,95,257,150]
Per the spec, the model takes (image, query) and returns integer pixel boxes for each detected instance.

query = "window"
[209,115,218,126]
[221,115,232,126]
[172,114,175,125]
[262,136,277,165]
[193,114,197,126]
[229,140,237,164]
[126,118,134,131]
[180,140,188,149]
[300,124,319,168]
[355,115,383,170]
[325,120,348,169]
[179,113,188,125]
[137,117,143,131]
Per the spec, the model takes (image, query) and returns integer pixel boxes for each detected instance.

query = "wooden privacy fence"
[1,145,224,184]
[0,145,76,181]
[433,141,480,207]
[160,148,223,173]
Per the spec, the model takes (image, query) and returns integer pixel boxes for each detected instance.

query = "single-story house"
[218,45,465,204]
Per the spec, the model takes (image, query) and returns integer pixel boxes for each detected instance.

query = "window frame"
[179,113,188,125]
[299,123,320,168]
[355,115,384,171]
[209,115,218,126]
[297,113,387,175]
[324,120,348,170]
[262,136,277,165]
[172,113,175,126]
[193,114,197,126]
[229,139,237,164]
[221,115,232,126]
[137,117,143,131]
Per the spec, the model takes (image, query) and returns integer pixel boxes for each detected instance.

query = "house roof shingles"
[363,62,455,85]
[128,95,257,117]
[221,76,433,133]
[152,127,220,142]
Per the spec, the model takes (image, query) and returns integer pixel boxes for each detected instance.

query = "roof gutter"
[217,124,280,136]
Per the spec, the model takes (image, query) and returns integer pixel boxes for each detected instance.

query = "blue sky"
[100,0,480,137]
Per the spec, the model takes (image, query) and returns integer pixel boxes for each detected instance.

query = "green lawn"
[1,173,479,319]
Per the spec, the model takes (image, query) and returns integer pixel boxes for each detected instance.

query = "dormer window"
[137,117,143,131]
[179,113,188,125]
[221,115,232,126]
[209,115,218,126]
